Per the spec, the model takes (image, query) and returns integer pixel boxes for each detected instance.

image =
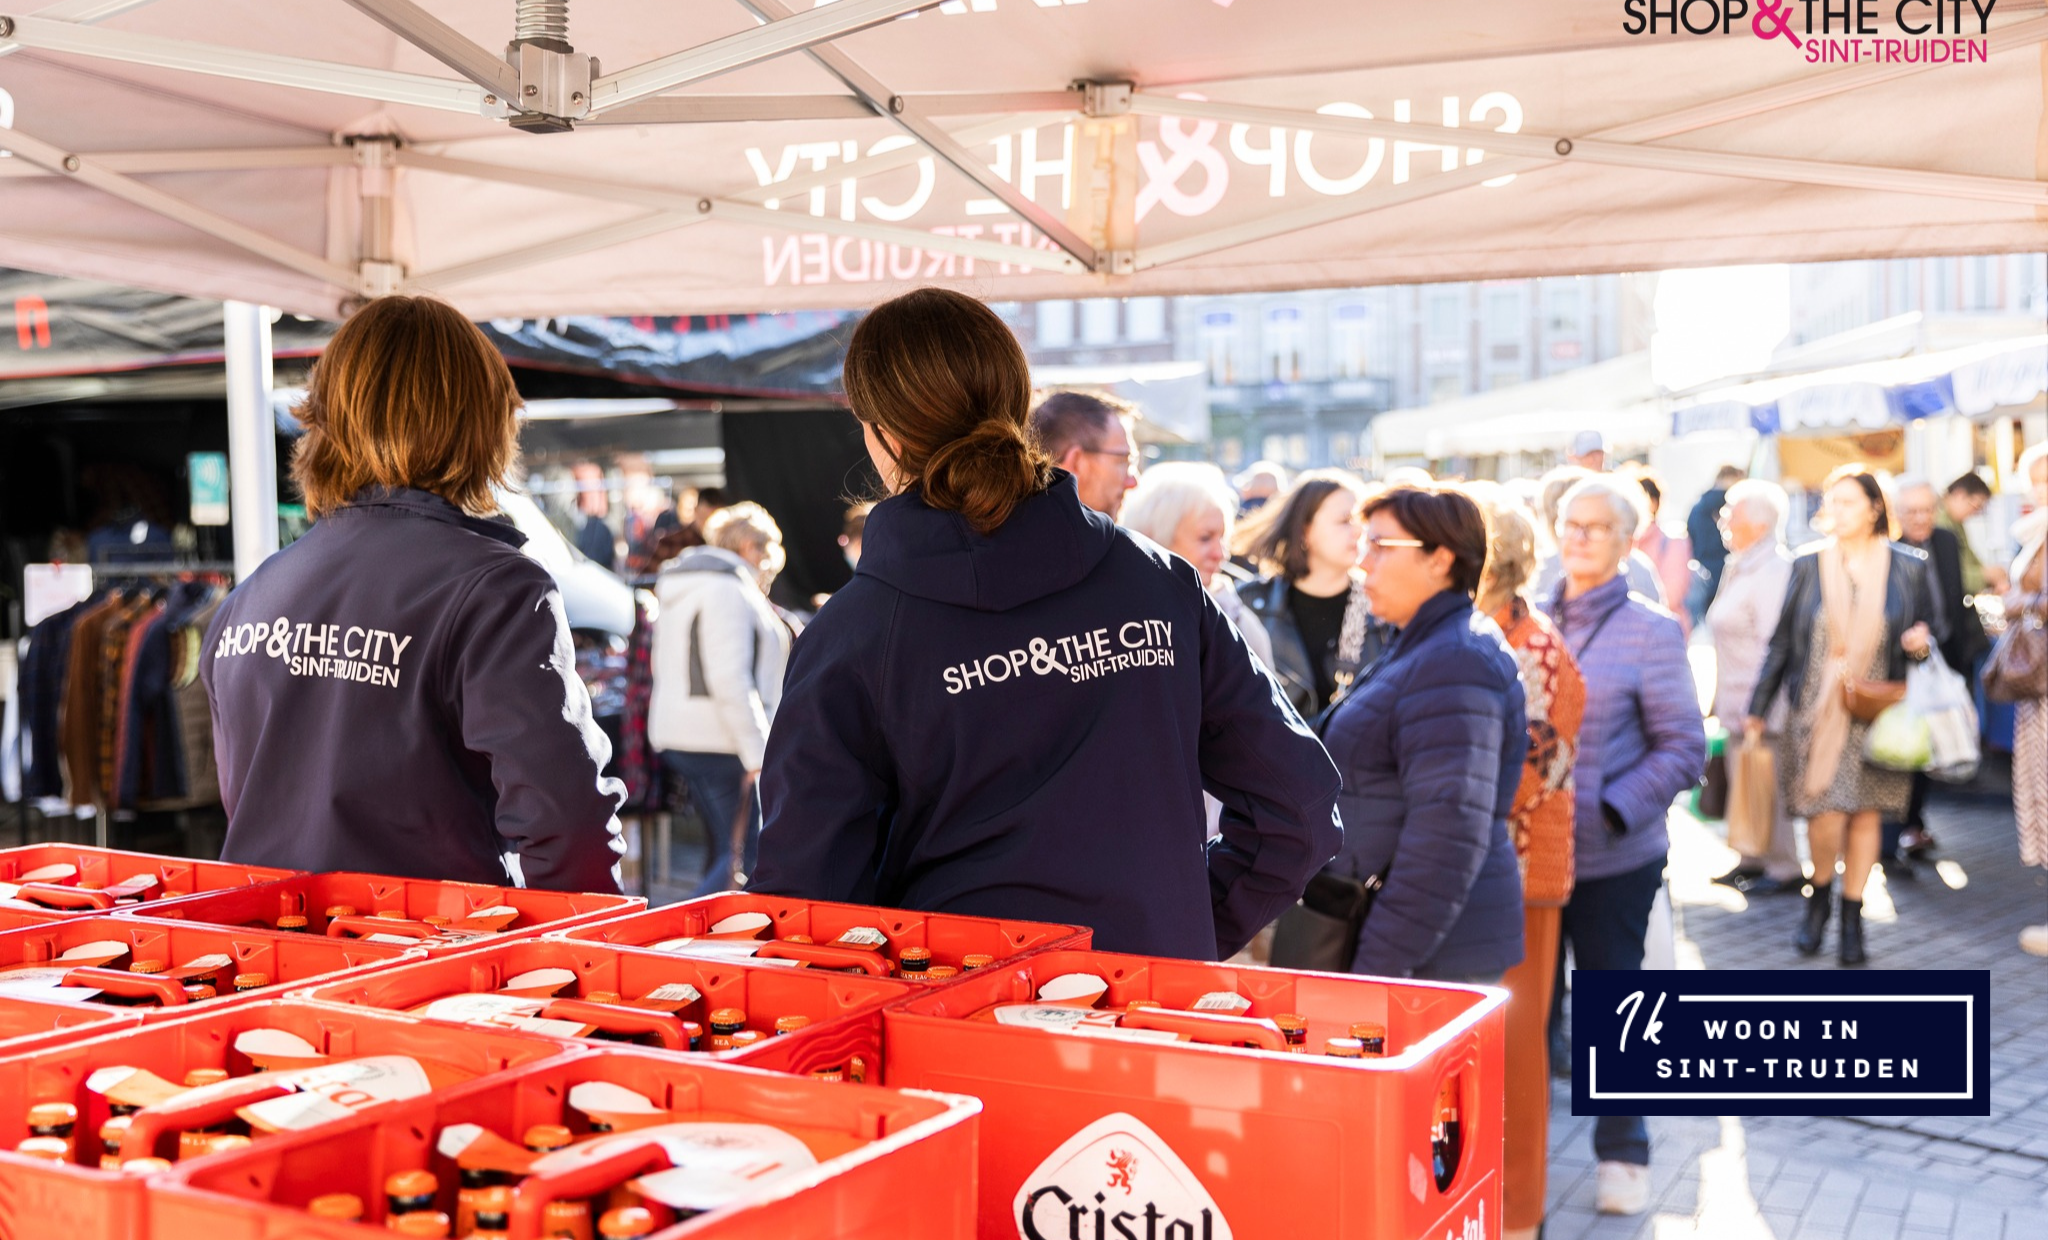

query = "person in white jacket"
[649,502,792,894]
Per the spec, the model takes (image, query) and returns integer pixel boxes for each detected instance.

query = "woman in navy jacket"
[1322,485,1528,981]
[749,288,1343,961]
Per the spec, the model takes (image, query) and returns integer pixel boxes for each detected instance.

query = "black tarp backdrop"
[720,406,880,611]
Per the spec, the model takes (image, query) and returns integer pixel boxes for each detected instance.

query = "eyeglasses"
[1559,521,1617,543]
[1362,536,1428,556]
[1079,446,1140,469]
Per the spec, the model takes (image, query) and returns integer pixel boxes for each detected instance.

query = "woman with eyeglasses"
[1539,473,1706,1218]
[1747,464,1939,966]
[1319,485,1528,990]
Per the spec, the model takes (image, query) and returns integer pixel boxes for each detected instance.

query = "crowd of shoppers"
[199,288,2046,1240]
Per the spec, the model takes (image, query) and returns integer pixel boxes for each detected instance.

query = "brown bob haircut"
[291,295,520,519]
[1821,462,1900,540]
[841,287,1053,534]
[1361,484,1493,597]
[1239,470,1367,583]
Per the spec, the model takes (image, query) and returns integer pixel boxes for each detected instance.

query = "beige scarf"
[1804,539,1891,800]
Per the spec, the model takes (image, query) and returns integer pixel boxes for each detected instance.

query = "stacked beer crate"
[0,845,1504,1240]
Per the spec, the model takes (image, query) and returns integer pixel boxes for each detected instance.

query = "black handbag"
[1268,866,1386,973]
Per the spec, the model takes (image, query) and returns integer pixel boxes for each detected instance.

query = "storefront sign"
[189,450,230,526]
[1572,969,1991,1116]
[1014,1112,1232,1240]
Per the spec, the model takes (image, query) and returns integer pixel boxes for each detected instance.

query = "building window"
[1265,306,1303,382]
[1486,289,1520,337]
[1201,311,1237,384]
[1489,370,1521,391]
[1080,298,1119,345]
[1330,431,1357,466]
[1427,292,1461,339]
[1037,300,1073,348]
[1546,285,1581,335]
[1429,373,1464,403]
[1216,437,1244,469]
[1261,433,1289,463]
[1330,304,1371,379]
[1125,297,1166,342]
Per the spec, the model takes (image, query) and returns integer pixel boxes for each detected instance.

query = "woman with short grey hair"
[1123,463,1273,668]
[1539,471,1706,1217]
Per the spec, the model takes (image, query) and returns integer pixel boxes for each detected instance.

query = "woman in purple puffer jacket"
[1538,473,1706,1218]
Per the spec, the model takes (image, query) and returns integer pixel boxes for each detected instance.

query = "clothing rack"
[82,559,238,577]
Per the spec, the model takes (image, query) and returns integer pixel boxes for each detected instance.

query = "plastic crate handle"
[19,884,116,910]
[118,1078,294,1163]
[752,941,893,976]
[509,1141,672,1235]
[325,914,436,940]
[540,999,689,1050]
[62,967,187,1007]
[1122,1008,1290,1051]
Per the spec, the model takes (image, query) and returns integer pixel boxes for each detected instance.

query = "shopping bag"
[1908,658,1981,783]
[1724,738,1776,859]
[1865,701,1932,771]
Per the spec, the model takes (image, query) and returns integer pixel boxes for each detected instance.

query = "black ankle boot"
[1839,897,1867,966]
[1795,883,1832,956]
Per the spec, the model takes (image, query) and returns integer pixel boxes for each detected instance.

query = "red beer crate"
[0,917,417,1015]
[561,892,1089,977]
[299,937,915,1078]
[125,871,642,947]
[0,1001,566,1240]
[151,1048,981,1239]
[881,948,1507,1240]
[0,993,142,1055]
[0,844,296,916]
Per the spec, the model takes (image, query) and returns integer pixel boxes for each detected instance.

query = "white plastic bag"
[1909,657,1981,783]
[1865,702,1931,771]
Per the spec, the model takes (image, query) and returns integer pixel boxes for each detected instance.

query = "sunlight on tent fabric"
[1652,266,1793,392]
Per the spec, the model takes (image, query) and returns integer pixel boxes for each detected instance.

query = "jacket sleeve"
[1350,656,1520,978]
[749,605,894,904]
[1909,546,1948,649]
[452,561,626,894]
[697,580,775,770]
[1602,610,1707,830]
[1748,558,1807,719]
[1198,571,1344,960]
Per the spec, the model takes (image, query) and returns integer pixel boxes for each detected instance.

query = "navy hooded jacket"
[201,488,626,893]
[749,473,1343,960]
[1322,589,1527,980]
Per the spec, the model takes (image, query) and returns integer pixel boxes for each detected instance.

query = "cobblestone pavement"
[1544,756,2048,1240]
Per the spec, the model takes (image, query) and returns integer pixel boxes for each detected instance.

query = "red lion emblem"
[1105,1148,1137,1194]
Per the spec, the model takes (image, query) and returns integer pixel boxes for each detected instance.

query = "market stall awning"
[0,1,2044,318]
[1669,333,2048,436]
[1370,352,1659,460]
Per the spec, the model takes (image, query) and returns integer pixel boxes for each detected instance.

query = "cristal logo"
[1013,1112,1232,1240]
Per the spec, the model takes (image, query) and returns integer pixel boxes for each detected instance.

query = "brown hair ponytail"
[842,288,1052,534]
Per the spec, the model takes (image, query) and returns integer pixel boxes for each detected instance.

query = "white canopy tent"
[0,0,2043,320]
[2,0,2043,577]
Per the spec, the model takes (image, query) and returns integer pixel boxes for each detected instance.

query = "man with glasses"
[1028,390,1141,520]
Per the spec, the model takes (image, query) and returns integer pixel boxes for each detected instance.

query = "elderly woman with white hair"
[1706,478,1803,896]
[1124,463,1275,669]
[1538,473,1706,1218]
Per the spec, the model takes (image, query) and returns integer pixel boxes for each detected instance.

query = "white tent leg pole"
[225,301,278,584]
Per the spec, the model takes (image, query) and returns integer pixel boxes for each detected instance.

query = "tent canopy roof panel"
[0,0,2042,318]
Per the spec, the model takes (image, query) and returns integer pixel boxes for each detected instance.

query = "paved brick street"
[1543,755,2048,1240]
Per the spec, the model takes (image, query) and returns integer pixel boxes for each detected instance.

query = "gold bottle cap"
[233,972,271,991]
[307,1191,365,1221]
[183,1068,229,1088]
[773,1015,813,1035]
[394,1210,453,1237]
[129,959,167,975]
[708,1007,746,1034]
[182,984,216,1002]
[13,1136,68,1161]
[274,915,309,931]
[121,1156,174,1175]
[385,1169,439,1198]
[324,905,357,919]
[1325,1037,1365,1058]
[962,954,996,970]
[27,1102,78,1131]
[522,1124,573,1152]
[205,1134,253,1156]
[598,1207,657,1238]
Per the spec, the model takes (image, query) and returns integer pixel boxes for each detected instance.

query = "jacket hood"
[855,471,1117,612]
[665,545,756,580]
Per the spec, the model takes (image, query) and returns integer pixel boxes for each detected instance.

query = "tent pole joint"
[1077,80,1133,119]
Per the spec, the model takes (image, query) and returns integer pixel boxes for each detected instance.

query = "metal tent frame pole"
[225,301,278,585]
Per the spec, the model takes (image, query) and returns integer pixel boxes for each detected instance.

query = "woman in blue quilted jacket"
[1322,485,1529,984]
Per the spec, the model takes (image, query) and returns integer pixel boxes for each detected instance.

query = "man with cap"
[1567,431,1608,473]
